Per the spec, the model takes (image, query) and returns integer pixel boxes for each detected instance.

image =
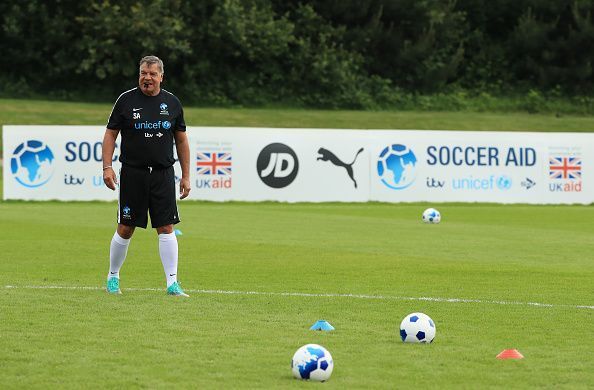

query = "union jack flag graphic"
[196,152,232,175]
[549,156,581,179]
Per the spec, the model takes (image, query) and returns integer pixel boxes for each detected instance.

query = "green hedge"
[1,0,593,109]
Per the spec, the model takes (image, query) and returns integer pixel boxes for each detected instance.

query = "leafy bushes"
[0,0,593,111]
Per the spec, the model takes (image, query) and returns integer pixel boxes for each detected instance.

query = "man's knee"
[117,224,135,239]
[156,224,174,235]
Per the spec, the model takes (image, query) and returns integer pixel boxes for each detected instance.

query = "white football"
[422,208,441,224]
[291,344,333,381]
[400,312,436,343]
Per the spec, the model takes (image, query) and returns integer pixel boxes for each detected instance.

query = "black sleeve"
[176,105,186,132]
[107,94,125,129]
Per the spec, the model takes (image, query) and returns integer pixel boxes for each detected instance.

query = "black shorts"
[118,164,180,229]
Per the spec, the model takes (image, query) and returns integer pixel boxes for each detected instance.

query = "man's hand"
[179,177,191,199]
[102,129,119,190]
[103,167,118,191]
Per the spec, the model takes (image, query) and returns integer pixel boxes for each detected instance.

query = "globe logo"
[497,175,512,190]
[160,103,168,111]
[377,144,417,190]
[10,140,55,188]
[162,120,171,130]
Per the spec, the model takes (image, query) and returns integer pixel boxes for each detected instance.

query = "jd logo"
[317,147,364,188]
[257,143,299,188]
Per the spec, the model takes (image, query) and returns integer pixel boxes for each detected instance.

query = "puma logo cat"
[317,147,364,188]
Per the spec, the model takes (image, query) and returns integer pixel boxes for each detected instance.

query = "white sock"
[108,232,130,280]
[159,232,178,287]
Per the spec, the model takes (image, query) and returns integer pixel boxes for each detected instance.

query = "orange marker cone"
[496,349,524,360]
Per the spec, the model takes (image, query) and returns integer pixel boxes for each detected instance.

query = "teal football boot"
[106,277,122,294]
[167,282,189,297]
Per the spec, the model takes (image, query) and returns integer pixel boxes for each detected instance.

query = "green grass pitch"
[1,201,593,388]
[1,100,593,387]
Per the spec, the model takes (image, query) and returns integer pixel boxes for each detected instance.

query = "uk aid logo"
[196,149,233,190]
[10,140,55,188]
[548,151,582,192]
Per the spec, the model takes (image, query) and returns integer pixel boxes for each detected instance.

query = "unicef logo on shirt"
[10,140,55,187]
[377,144,417,190]
[162,120,171,130]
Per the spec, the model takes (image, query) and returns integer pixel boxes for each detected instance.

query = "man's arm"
[102,128,120,191]
[173,130,191,199]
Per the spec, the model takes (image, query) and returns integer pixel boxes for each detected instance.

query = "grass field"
[1,100,593,388]
[1,201,593,388]
[2,98,594,131]
[2,97,593,160]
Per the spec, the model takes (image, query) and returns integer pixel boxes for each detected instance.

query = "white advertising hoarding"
[367,130,590,204]
[192,127,370,202]
[3,126,124,201]
[3,126,592,204]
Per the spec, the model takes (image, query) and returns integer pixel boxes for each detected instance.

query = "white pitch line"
[4,285,594,311]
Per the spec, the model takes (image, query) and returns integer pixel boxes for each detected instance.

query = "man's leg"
[107,164,149,294]
[157,224,188,297]
[156,224,177,287]
[150,166,188,296]
[106,224,135,294]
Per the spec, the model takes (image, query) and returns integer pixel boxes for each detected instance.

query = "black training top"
[107,87,186,168]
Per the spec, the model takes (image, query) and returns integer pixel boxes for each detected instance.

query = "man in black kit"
[102,55,191,297]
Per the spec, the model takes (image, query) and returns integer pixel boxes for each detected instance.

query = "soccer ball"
[422,208,441,224]
[400,312,436,343]
[291,344,334,382]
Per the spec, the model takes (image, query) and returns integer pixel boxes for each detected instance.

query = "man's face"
[139,63,163,96]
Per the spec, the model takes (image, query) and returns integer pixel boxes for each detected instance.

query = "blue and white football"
[291,344,333,381]
[422,208,441,224]
[400,312,436,343]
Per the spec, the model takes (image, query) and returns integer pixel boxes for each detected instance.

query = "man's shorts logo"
[257,143,299,188]
[122,205,131,219]
[377,144,417,190]
[10,140,55,187]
